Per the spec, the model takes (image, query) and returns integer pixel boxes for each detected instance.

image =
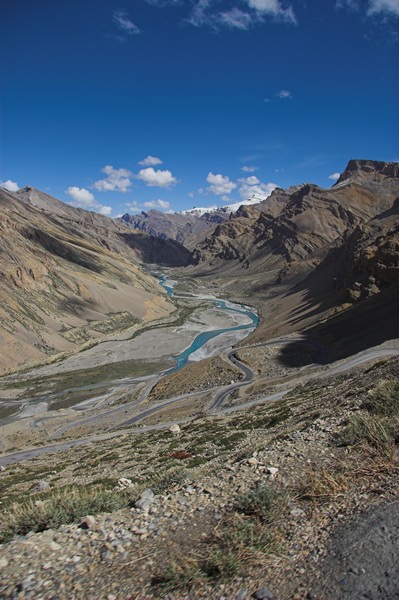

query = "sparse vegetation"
[153,483,285,593]
[0,484,134,543]
[337,379,399,455]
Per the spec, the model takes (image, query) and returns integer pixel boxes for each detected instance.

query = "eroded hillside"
[0,188,189,374]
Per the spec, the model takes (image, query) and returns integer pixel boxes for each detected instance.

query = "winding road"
[1,339,398,466]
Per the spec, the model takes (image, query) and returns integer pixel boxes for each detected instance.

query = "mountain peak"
[335,159,399,186]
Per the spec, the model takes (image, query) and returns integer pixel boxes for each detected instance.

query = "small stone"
[267,467,279,479]
[0,558,9,568]
[36,480,50,492]
[253,587,274,600]
[140,488,155,501]
[79,515,96,530]
[169,424,181,435]
[248,457,259,466]
[49,541,61,551]
[236,589,249,600]
[290,508,305,518]
[116,477,133,490]
[0,465,6,472]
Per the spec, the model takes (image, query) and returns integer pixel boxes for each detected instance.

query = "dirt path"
[309,501,399,599]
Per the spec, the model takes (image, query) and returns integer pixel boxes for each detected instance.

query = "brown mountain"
[0,187,188,375]
[120,207,230,250]
[189,160,398,280]
[184,159,399,359]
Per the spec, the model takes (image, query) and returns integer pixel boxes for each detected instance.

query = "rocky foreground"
[0,356,398,599]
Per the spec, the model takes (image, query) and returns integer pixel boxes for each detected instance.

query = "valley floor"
[0,277,399,599]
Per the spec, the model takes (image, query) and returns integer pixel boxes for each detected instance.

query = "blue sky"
[1,0,398,216]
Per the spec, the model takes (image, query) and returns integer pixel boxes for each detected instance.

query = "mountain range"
[0,186,189,374]
[1,158,398,374]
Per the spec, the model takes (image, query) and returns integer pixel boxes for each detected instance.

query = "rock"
[140,488,155,501]
[0,558,9,569]
[135,489,155,512]
[35,480,50,492]
[79,515,96,530]
[248,457,259,466]
[115,477,133,490]
[253,587,274,599]
[267,466,279,479]
[0,465,5,472]
[290,507,305,518]
[169,424,181,434]
[236,588,249,599]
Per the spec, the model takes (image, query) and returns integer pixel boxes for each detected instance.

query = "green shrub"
[235,483,286,523]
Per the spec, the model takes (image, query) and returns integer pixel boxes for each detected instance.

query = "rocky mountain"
[189,160,398,281]
[120,208,230,250]
[0,187,189,375]
[119,195,275,250]
[184,160,399,358]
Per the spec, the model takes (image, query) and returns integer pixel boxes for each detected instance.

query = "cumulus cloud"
[135,167,177,188]
[143,199,172,211]
[238,179,278,199]
[238,176,261,185]
[277,89,293,99]
[241,165,258,173]
[328,172,341,180]
[98,205,112,216]
[138,155,163,166]
[113,10,140,35]
[0,179,19,192]
[65,186,112,216]
[65,187,95,205]
[206,172,237,196]
[93,165,132,192]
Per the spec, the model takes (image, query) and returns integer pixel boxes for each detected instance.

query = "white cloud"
[328,172,341,181]
[65,186,112,216]
[337,0,399,17]
[93,165,132,192]
[187,0,295,30]
[238,176,261,185]
[135,167,177,188]
[277,89,293,99]
[143,199,172,211]
[187,0,213,27]
[113,10,140,35]
[241,165,258,173]
[206,172,237,196]
[219,8,255,30]
[98,205,112,216]
[0,179,19,192]
[65,187,95,205]
[138,155,163,166]
[246,0,296,23]
[368,0,399,16]
[238,179,278,199]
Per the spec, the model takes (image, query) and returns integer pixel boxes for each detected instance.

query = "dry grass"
[152,483,286,593]
[0,484,134,543]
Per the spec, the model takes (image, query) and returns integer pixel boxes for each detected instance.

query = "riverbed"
[0,274,258,428]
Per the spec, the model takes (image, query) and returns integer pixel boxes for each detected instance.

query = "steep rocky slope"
[120,207,230,250]
[0,188,189,375]
[183,160,399,358]
[189,161,398,282]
